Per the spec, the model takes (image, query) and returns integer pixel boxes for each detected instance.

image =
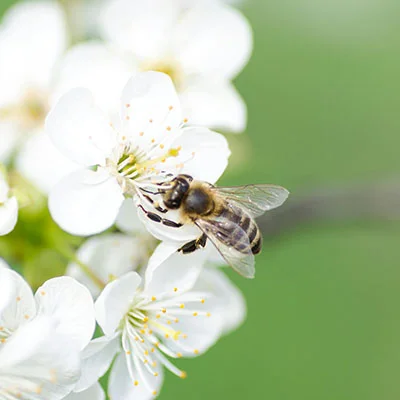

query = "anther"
[126,104,130,108]
[177,352,183,358]
[151,296,157,301]
[161,308,166,313]
[169,105,174,110]
[16,296,21,302]
[194,349,199,355]
[126,351,131,355]
[201,299,205,304]
[153,391,157,396]
[180,371,187,379]
[40,291,46,296]
[134,380,139,386]
[183,118,188,123]
[166,126,172,131]
[193,312,198,317]
[173,287,178,292]
[180,304,185,309]
[126,116,130,120]
[154,372,159,377]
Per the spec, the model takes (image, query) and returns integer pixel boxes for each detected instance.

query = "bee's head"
[162,174,193,209]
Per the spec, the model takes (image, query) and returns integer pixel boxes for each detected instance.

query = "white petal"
[0,316,80,400]
[174,3,253,79]
[64,383,105,400]
[0,196,18,236]
[0,1,67,106]
[54,42,132,115]
[181,80,247,133]
[48,168,124,236]
[136,201,200,242]
[95,272,142,336]
[195,268,246,335]
[108,353,164,400]
[116,198,149,235]
[145,243,207,295]
[164,301,223,357]
[46,88,116,166]
[16,130,79,194]
[167,126,230,183]
[100,0,179,60]
[74,336,120,392]
[35,277,95,351]
[0,266,36,332]
[120,72,182,150]
[66,233,148,298]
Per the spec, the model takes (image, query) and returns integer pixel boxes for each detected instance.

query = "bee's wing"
[211,184,289,218]
[195,218,255,279]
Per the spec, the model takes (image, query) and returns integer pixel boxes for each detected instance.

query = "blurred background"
[2,0,400,399]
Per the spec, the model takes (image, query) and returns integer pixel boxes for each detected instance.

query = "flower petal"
[120,72,183,150]
[194,268,246,335]
[145,243,207,295]
[0,1,67,106]
[46,88,116,166]
[64,383,105,400]
[16,130,79,194]
[174,3,253,79]
[48,168,124,236]
[67,233,148,298]
[0,265,36,332]
[108,353,164,400]
[0,196,18,236]
[35,277,95,351]
[180,80,247,133]
[95,272,142,336]
[54,42,132,115]
[167,126,230,183]
[0,316,80,400]
[100,0,179,60]
[116,198,149,235]
[74,335,120,392]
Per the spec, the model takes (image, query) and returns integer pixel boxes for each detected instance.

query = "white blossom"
[54,0,252,134]
[46,71,230,236]
[0,260,96,399]
[71,247,245,399]
[0,170,18,236]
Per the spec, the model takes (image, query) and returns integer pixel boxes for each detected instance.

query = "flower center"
[141,60,184,90]
[0,90,48,130]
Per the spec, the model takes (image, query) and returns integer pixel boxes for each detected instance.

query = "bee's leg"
[138,205,182,228]
[139,187,166,196]
[178,234,208,254]
[142,194,168,214]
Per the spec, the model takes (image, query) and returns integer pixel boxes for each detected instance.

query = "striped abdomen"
[215,205,262,255]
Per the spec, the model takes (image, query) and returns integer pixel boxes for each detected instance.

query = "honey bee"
[138,174,289,279]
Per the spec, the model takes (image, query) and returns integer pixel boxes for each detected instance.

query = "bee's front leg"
[178,234,207,254]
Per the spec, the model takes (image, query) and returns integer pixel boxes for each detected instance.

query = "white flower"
[0,170,18,236]
[55,0,252,134]
[0,260,96,399]
[66,232,156,298]
[0,1,78,193]
[46,71,230,236]
[72,248,244,399]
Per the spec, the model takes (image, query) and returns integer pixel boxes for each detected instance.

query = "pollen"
[166,126,172,131]
[35,386,43,394]
[151,138,156,143]
[144,359,148,364]
[180,371,187,379]
[177,352,183,358]
[152,391,157,396]
[148,329,153,334]
[167,320,172,325]
[151,348,155,353]
[134,380,139,386]
[154,372,159,377]
[152,361,157,367]
[143,317,149,323]
[144,350,149,356]
[193,312,198,317]
[126,104,130,108]
[165,334,170,339]
[0,327,3,331]
[201,299,205,304]
[126,351,131,355]
[180,303,185,309]
[159,144,165,149]
[194,349,199,355]
[24,314,29,320]
[168,148,181,157]
[16,296,21,302]
[173,287,178,292]
[40,291,46,296]
[1,339,6,343]
[206,313,211,317]
[169,105,174,110]
[151,296,157,301]
[122,135,127,141]
[140,131,145,136]
[126,116,130,120]
[149,119,153,123]
[192,152,196,156]
[183,118,188,123]
[156,314,161,319]
[161,308,166,313]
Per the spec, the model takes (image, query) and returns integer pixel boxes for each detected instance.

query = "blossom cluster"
[0,0,287,399]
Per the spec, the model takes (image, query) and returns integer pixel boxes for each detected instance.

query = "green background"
[2,0,400,399]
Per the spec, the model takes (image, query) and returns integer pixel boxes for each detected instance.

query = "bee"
[138,174,289,279]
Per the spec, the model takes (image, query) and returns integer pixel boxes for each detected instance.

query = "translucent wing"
[211,184,289,218]
[195,218,255,279]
